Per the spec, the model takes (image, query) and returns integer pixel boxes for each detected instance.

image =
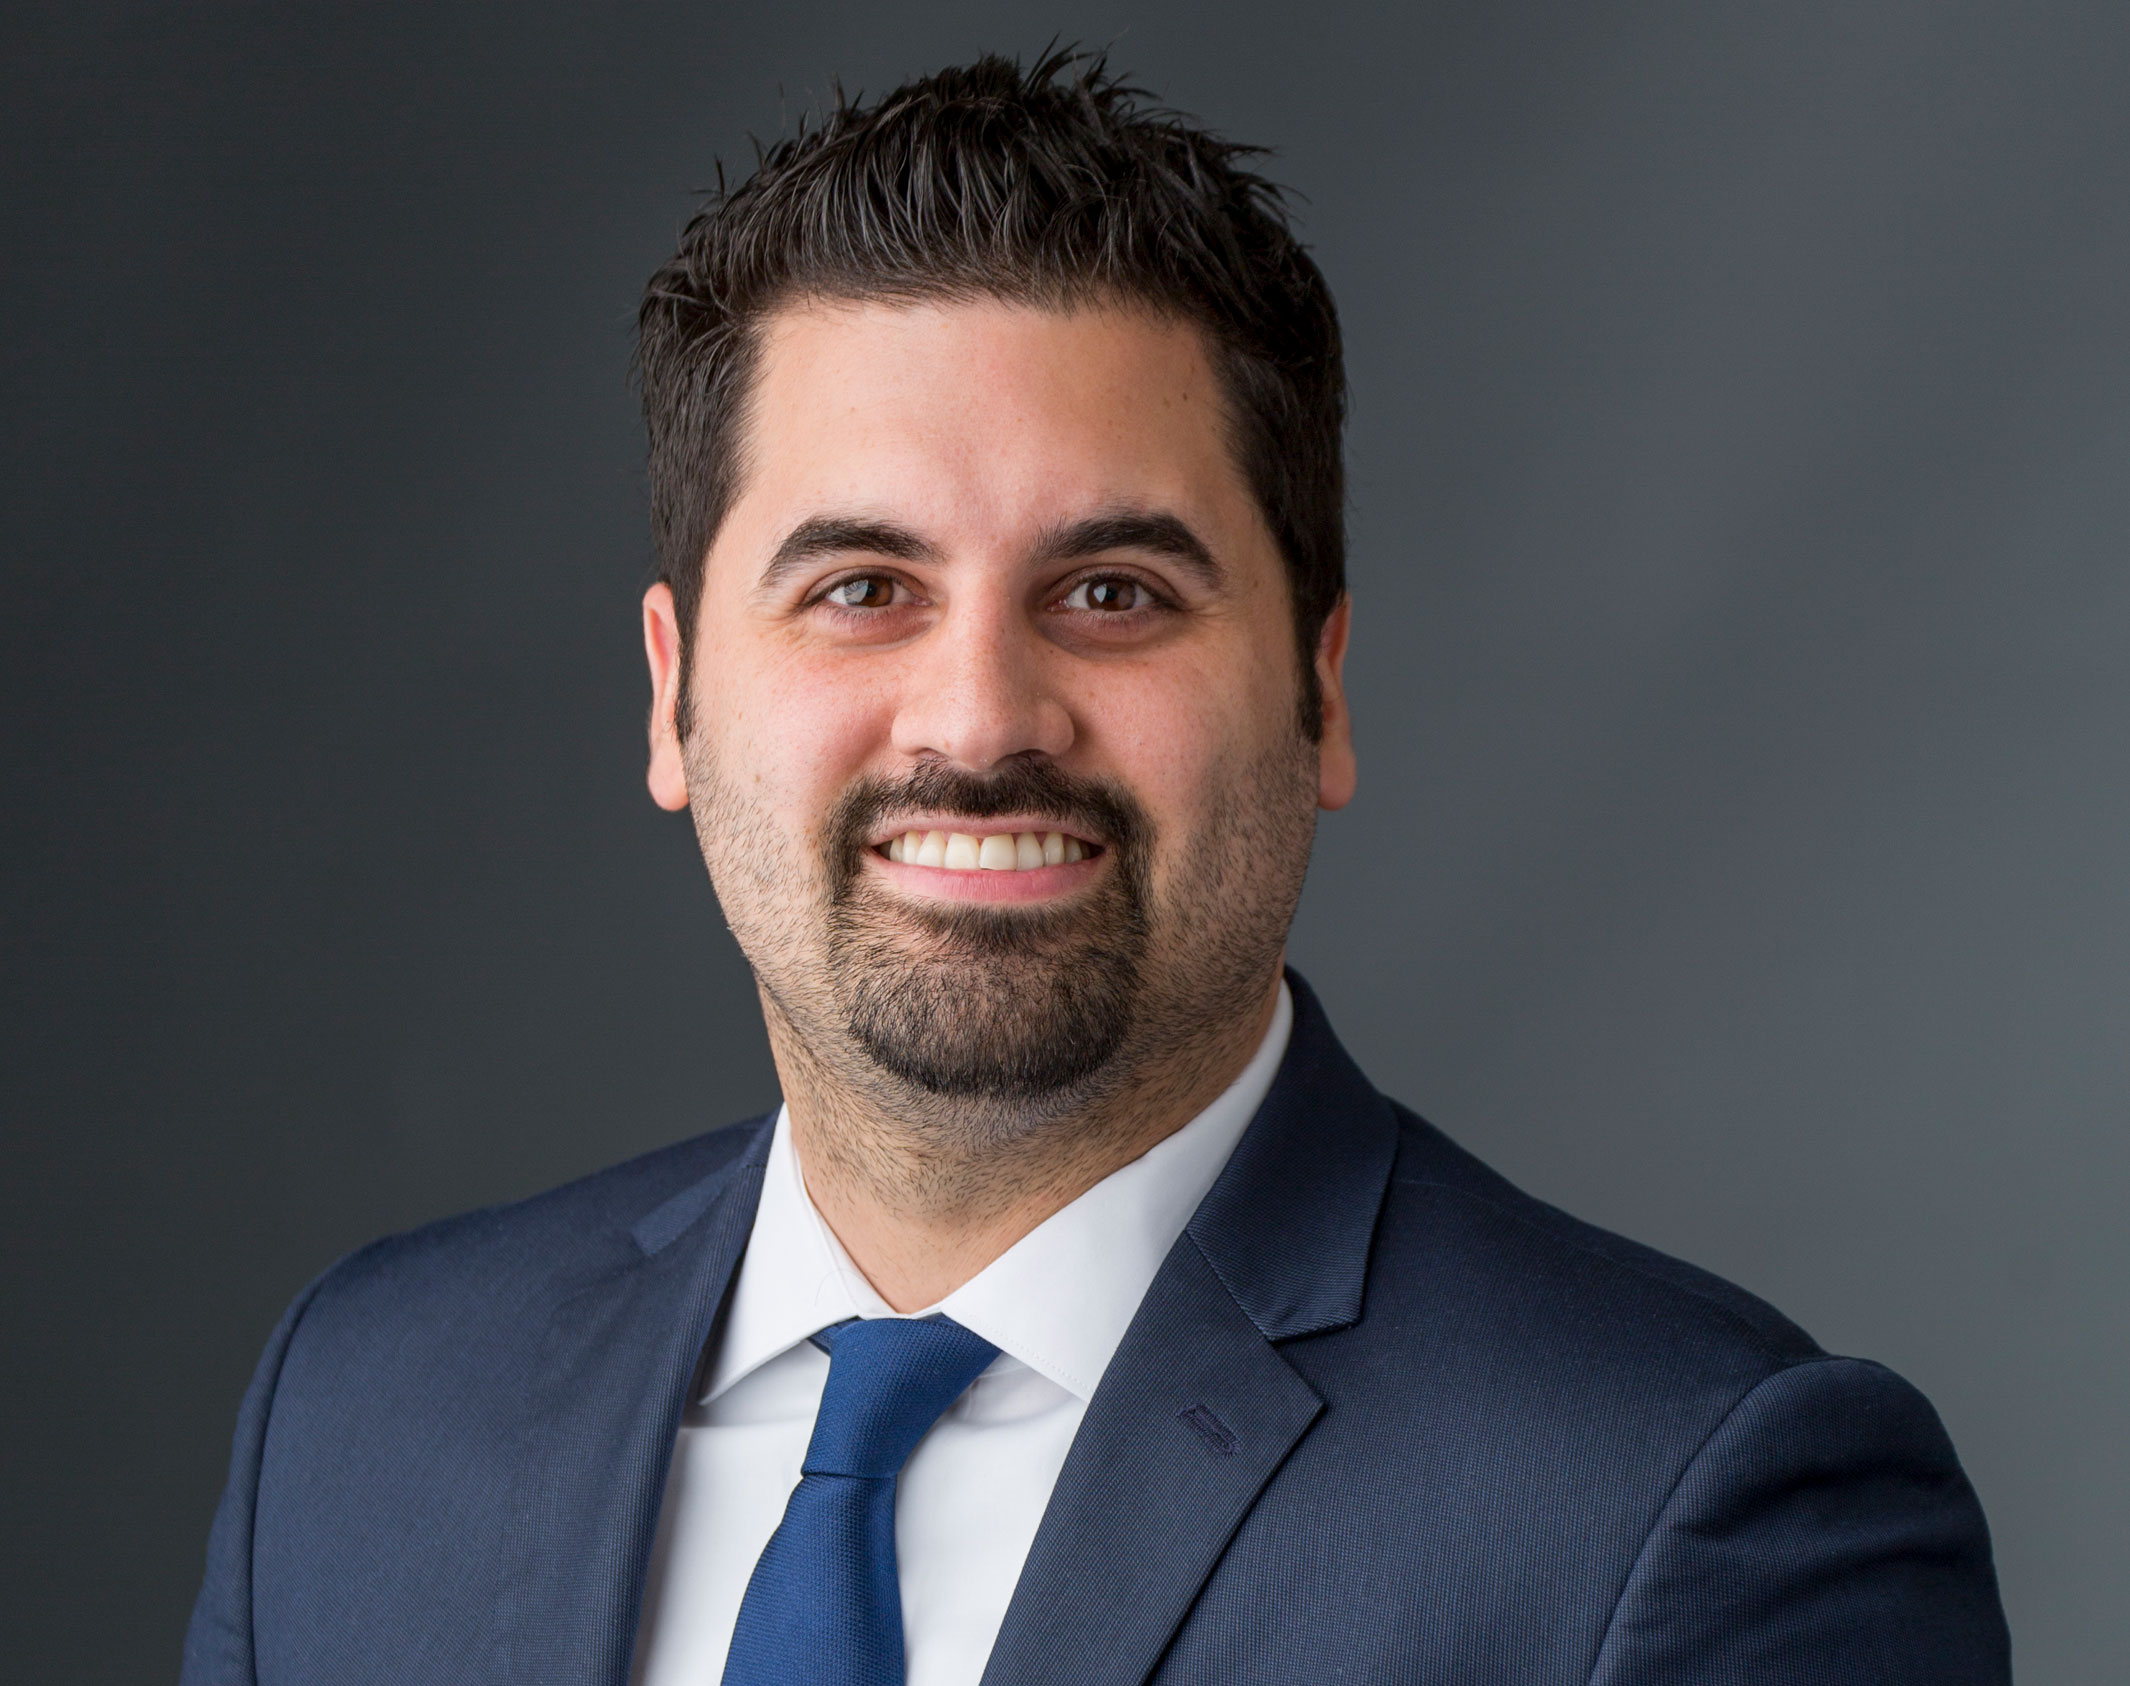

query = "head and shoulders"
[285,52,1825,1419]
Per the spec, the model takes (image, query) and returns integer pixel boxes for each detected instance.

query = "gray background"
[4,2,2124,1679]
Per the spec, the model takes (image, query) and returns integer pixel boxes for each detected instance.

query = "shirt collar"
[703,981,1293,1405]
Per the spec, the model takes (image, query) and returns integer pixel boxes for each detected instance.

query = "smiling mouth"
[878,828,1098,871]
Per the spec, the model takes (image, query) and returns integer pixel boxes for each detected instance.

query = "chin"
[832,906,1147,1101]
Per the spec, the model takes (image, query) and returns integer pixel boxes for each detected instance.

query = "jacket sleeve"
[1589,1356,2010,1685]
[179,1270,335,1686]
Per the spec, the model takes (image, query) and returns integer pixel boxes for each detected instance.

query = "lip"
[861,817,1107,906]
[865,851,1104,905]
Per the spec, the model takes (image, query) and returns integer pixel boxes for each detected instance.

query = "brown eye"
[825,575,896,609]
[1064,577,1143,611]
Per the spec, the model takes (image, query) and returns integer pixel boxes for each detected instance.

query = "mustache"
[824,758,1149,873]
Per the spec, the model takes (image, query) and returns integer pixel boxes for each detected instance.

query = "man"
[183,52,2010,1685]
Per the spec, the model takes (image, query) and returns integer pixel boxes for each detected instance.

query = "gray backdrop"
[4,3,2124,1679]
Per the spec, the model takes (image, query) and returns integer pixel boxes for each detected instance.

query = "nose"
[889,592,1074,771]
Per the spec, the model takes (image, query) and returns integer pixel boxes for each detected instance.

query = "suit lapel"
[487,1120,773,1686]
[981,973,1398,1686]
[978,1237,1324,1686]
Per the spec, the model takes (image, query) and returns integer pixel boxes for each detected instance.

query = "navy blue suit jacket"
[184,974,2010,1683]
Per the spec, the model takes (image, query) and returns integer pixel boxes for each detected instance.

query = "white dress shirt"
[631,982,1292,1686]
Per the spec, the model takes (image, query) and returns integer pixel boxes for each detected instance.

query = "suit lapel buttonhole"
[1176,1403,1241,1456]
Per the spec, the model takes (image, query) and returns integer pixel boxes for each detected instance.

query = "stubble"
[684,731,1318,1209]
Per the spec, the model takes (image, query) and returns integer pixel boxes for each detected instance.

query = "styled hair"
[638,48,1346,735]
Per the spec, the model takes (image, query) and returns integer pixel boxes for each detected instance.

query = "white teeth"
[888,827,1095,870]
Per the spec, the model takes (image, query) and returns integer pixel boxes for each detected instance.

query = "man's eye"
[824,576,897,609]
[1062,577,1146,612]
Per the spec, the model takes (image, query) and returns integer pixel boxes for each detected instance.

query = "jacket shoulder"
[1370,1099,1822,1377]
[1201,1100,2004,1684]
[297,1114,771,1337]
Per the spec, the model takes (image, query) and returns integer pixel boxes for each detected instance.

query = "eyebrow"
[1031,512,1224,587]
[758,517,940,590]
[755,508,1224,592]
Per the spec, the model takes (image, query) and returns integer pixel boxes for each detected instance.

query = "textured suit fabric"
[182,973,2010,1684]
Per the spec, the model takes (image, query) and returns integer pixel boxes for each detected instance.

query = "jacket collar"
[1188,967,1397,1340]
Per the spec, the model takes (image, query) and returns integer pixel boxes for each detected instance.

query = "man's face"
[644,298,1354,1110]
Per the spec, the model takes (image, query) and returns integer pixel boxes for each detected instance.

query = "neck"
[763,969,1283,1312]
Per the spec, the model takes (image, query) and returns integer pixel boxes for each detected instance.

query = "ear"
[643,582,691,812]
[1314,595,1356,812]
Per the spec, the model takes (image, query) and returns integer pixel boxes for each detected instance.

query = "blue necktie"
[720,1316,1000,1686]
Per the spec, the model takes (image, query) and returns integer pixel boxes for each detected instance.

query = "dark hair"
[638,48,1346,735]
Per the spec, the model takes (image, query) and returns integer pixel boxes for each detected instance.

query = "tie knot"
[801,1316,999,1480]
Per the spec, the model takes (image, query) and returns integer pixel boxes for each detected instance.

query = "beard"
[820,759,1154,1099]
[686,731,1319,1127]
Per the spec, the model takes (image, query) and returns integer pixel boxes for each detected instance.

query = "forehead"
[724,297,1261,554]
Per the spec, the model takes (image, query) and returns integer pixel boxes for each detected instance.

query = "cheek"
[697,642,900,824]
[1077,652,1275,825]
